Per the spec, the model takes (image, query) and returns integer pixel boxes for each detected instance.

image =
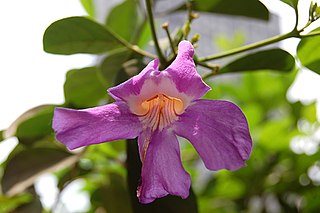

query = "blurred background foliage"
[1,0,320,212]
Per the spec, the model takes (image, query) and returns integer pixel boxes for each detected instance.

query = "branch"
[107,26,157,59]
[198,30,298,62]
[145,0,167,64]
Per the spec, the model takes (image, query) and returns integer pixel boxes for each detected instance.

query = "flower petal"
[107,59,159,101]
[164,40,210,100]
[52,101,142,150]
[174,100,252,171]
[137,129,191,204]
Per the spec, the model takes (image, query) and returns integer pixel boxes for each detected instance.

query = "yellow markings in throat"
[136,94,184,132]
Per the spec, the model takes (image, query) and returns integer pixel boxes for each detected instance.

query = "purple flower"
[52,40,252,204]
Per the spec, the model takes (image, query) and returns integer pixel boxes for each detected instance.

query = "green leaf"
[0,130,3,142]
[126,139,199,213]
[43,16,120,55]
[258,117,298,151]
[80,0,95,17]
[91,173,133,213]
[106,0,139,41]
[15,106,54,145]
[3,105,55,140]
[12,187,43,213]
[100,50,146,89]
[242,103,264,128]
[303,187,320,212]
[1,148,77,196]
[301,102,317,123]
[297,28,320,74]
[280,0,298,8]
[100,49,131,86]
[214,31,246,51]
[213,173,245,199]
[137,21,152,49]
[64,67,108,108]
[0,194,32,213]
[178,0,269,20]
[219,49,295,74]
[56,163,91,191]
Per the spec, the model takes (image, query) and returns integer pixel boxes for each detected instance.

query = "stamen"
[137,94,184,131]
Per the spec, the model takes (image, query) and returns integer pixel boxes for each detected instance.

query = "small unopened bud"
[183,23,191,37]
[309,1,320,21]
[191,12,200,20]
[162,22,169,30]
[315,4,320,18]
[191,33,200,44]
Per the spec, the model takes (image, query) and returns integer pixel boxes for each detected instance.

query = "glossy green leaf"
[219,49,295,74]
[126,139,199,213]
[178,0,269,20]
[64,67,108,108]
[1,148,76,196]
[80,0,95,17]
[106,0,139,41]
[297,28,320,74]
[43,16,120,55]
[15,106,54,145]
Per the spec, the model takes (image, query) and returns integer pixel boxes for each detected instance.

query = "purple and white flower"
[52,40,252,204]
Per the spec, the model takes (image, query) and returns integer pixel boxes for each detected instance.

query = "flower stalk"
[145,0,167,66]
[201,66,220,80]
[162,22,177,55]
[194,59,219,77]
[182,1,199,40]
